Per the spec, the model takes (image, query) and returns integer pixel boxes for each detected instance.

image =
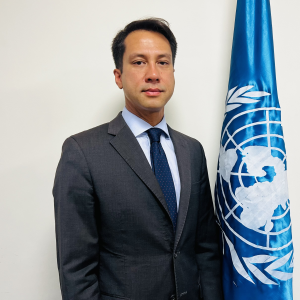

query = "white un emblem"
[216,86,293,285]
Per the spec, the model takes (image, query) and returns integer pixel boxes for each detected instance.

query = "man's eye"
[159,61,169,65]
[134,61,144,65]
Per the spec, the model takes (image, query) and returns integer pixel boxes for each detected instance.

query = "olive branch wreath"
[225,85,270,113]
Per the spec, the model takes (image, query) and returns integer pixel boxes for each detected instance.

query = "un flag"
[215,1,294,299]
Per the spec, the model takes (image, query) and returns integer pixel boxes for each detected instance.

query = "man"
[53,18,223,300]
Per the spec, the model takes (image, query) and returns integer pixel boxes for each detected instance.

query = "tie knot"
[147,128,163,144]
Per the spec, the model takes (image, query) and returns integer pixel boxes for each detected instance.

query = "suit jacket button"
[170,294,176,300]
[174,251,180,258]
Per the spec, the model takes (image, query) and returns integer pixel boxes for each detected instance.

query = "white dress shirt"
[122,107,181,209]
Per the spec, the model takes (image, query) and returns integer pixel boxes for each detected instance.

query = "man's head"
[112,18,177,122]
[112,18,177,72]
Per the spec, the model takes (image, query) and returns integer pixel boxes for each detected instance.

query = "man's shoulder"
[62,122,112,152]
[67,112,125,145]
[72,122,110,141]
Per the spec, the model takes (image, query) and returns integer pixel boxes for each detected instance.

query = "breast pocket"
[190,181,201,195]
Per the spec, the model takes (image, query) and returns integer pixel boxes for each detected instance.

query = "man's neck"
[125,105,164,127]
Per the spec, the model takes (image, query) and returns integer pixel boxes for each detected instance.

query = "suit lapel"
[108,113,172,221]
[168,127,192,250]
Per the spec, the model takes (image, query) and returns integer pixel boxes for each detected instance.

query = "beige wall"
[0,0,299,299]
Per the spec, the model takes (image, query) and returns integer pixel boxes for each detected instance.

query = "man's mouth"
[143,88,163,96]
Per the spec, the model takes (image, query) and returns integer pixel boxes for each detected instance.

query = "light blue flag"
[215,1,294,299]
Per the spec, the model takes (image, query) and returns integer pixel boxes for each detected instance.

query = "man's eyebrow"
[128,53,172,60]
[157,54,172,60]
[129,53,147,60]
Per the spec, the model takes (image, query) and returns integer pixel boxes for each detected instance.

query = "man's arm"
[53,137,100,300]
[195,144,223,300]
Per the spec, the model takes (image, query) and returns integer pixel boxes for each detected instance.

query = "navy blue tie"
[147,128,178,232]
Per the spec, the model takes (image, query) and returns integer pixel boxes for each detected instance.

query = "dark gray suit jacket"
[53,112,223,300]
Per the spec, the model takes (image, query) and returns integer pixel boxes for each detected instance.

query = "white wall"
[0,0,299,299]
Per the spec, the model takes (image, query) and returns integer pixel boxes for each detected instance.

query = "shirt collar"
[122,107,170,138]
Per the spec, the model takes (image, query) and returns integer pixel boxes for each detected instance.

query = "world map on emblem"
[218,106,291,248]
[215,86,293,285]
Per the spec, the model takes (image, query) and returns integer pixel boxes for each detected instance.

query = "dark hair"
[111,18,177,72]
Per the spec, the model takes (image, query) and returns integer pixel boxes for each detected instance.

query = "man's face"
[114,30,175,114]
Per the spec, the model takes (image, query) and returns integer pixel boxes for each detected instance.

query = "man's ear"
[113,69,123,89]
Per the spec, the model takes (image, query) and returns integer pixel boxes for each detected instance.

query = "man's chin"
[140,98,168,111]
[140,103,165,112]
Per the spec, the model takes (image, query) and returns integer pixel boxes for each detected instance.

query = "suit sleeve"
[53,137,100,300]
[195,143,224,300]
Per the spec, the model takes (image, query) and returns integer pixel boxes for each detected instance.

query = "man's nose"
[145,63,160,83]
